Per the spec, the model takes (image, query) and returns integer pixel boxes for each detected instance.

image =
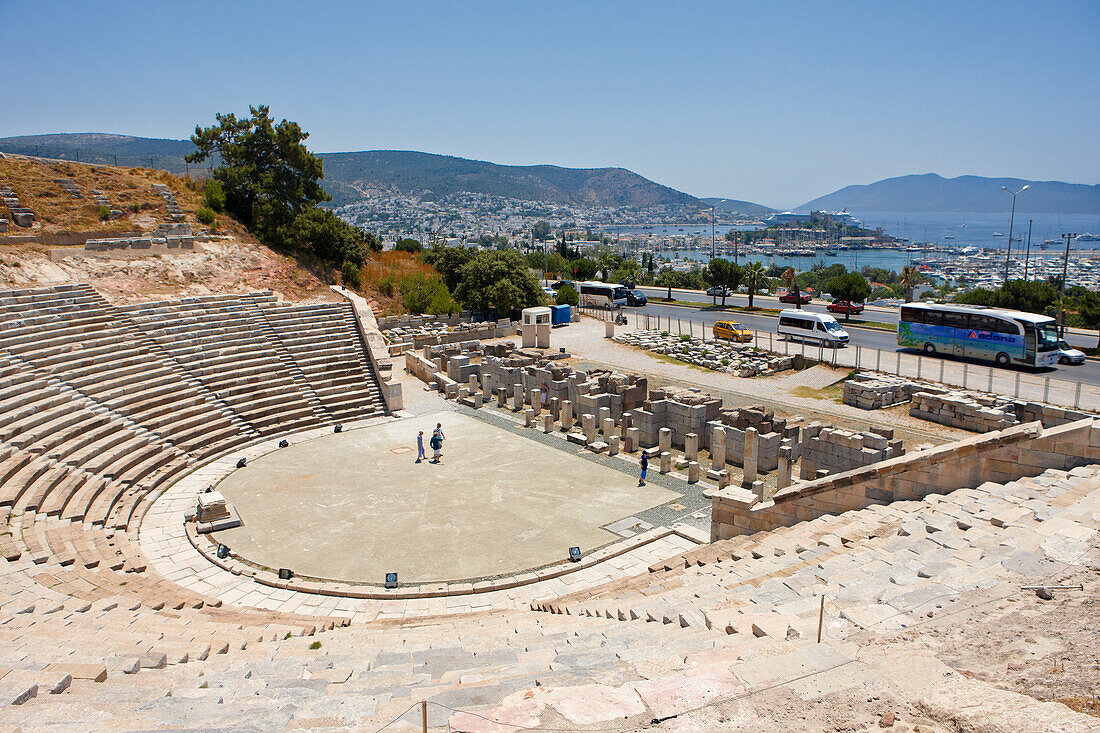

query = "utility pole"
[1058,232,1076,327]
[1023,219,1033,281]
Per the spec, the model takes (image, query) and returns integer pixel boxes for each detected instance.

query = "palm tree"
[781,267,800,309]
[597,252,617,282]
[901,266,918,302]
[743,261,767,309]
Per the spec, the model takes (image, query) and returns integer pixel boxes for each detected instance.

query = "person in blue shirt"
[638,451,648,487]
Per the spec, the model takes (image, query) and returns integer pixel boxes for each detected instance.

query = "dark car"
[827,300,864,315]
[551,280,575,291]
[778,290,812,305]
[626,289,647,306]
[619,280,637,289]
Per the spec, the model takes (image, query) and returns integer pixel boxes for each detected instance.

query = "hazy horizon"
[1,1,1097,208]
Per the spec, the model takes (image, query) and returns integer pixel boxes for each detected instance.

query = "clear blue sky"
[1,0,1097,207]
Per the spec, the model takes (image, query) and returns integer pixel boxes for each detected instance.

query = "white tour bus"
[577,281,630,308]
[897,302,1060,368]
[777,310,850,346]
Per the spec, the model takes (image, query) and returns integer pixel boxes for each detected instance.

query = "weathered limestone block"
[743,427,759,487]
[601,417,616,443]
[582,413,597,444]
[687,461,700,483]
[512,384,524,412]
[608,435,620,456]
[561,400,574,431]
[659,428,672,455]
[626,427,640,454]
[543,414,554,433]
[525,408,536,427]
[711,426,727,468]
[659,451,671,474]
[685,433,699,462]
[778,446,793,490]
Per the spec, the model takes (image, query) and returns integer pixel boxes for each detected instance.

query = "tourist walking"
[540,381,549,409]
[638,450,648,487]
[416,430,425,463]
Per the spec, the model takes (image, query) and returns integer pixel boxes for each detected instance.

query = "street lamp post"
[1058,232,1077,327]
[1023,219,1033,281]
[1001,184,1029,285]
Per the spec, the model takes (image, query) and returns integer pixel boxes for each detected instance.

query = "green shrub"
[660,331,669,337]
[679,334,692,342]
[195,207,216,225]
[394,238,422,253]
[202,179,226,212]
[378,272,397,297]
[398,273,459,315]
[98,205,111,221]
[341,261,362,289]
[309,641,321,650]
[555,284,579,307]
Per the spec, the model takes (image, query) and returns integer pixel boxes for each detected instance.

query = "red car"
[827,300,865,315]
[778,290,812,305]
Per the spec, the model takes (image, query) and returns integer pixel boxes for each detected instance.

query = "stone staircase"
[534,465,1100,644]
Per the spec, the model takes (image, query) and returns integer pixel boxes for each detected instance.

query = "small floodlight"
[236,458,247,468]
[279,439,289,448]
[569,546,582,562]
[334,424,343,433]
[216,544,230,559]
[278,568,294,580]
[384,572,398,588]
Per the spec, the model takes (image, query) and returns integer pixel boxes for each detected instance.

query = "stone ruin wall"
[799,423,903,480]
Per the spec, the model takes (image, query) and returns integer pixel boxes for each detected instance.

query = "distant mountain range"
[800,173,1100,215]
[0,134,708,209]
[699,197,777,219]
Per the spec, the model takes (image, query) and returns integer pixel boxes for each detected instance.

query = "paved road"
[635,286,1097,350]
[628,299,1100,391]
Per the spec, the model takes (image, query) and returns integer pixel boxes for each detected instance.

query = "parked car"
[778,290,812,305]
[712,320,753,342]
[625,289,648,306]
[551,280,574,291]
[705,285,733,297]
[827,300,864,316]
[619,280,637,289]
[542,286,557,299]
[1056,340,1086,365]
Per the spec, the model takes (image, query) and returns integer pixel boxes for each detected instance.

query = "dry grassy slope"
[0,156,338,303]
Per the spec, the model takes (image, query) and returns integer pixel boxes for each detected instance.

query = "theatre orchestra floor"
[212,411,678,583]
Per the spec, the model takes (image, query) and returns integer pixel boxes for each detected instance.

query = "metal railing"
[633,312,1097,411]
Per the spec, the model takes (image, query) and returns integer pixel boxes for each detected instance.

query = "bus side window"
[922,311,943,327]
[943,312,967,330]
[900,307,921,323]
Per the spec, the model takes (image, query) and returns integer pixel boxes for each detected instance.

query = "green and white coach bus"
[898,303,1061,368]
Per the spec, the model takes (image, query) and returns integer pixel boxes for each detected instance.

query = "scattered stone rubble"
[842,373,916,409]
[613,329,798,377]
[1,185,35,227]
[153,182,185,222]
[382,317,515,349]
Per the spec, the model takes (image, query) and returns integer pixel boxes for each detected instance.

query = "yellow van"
[713,320,753,342]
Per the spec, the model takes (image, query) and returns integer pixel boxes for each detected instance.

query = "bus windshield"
[1035,322,1060,351]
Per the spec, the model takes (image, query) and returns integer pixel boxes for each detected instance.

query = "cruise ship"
[763,210,862,227]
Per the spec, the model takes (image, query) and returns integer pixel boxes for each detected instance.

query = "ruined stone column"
[711,426,727,468]
[550,397,560,421]
[468,375,479,394]
[601,417,615,442]
[743,426,759,487]
[717,470,731,489]
[529,388,542,415]
[659,428,672,455]
[685,433,699,462]
[687,461,700,483]
[620,412,632,440]
[625,427,640,453]
[496,387,507,408]
[598,406,611,429]
[525,408,536,427]
[659,450,672,474]
[561,400,574,431]
[543,413,554,433]
[777,445,793,491]
[608,435,620,456]
[512,384,524,412]
[582,413,597,444]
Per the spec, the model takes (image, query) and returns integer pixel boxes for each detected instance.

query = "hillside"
[699,197,776,219]
[0,155,335,303]
[800,173,1100,214]
[316,150,702,207]
[0,134,704,209]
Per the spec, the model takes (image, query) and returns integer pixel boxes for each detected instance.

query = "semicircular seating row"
[0,284,388,684]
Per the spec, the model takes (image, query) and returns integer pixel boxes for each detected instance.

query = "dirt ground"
[0,239,337,304]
